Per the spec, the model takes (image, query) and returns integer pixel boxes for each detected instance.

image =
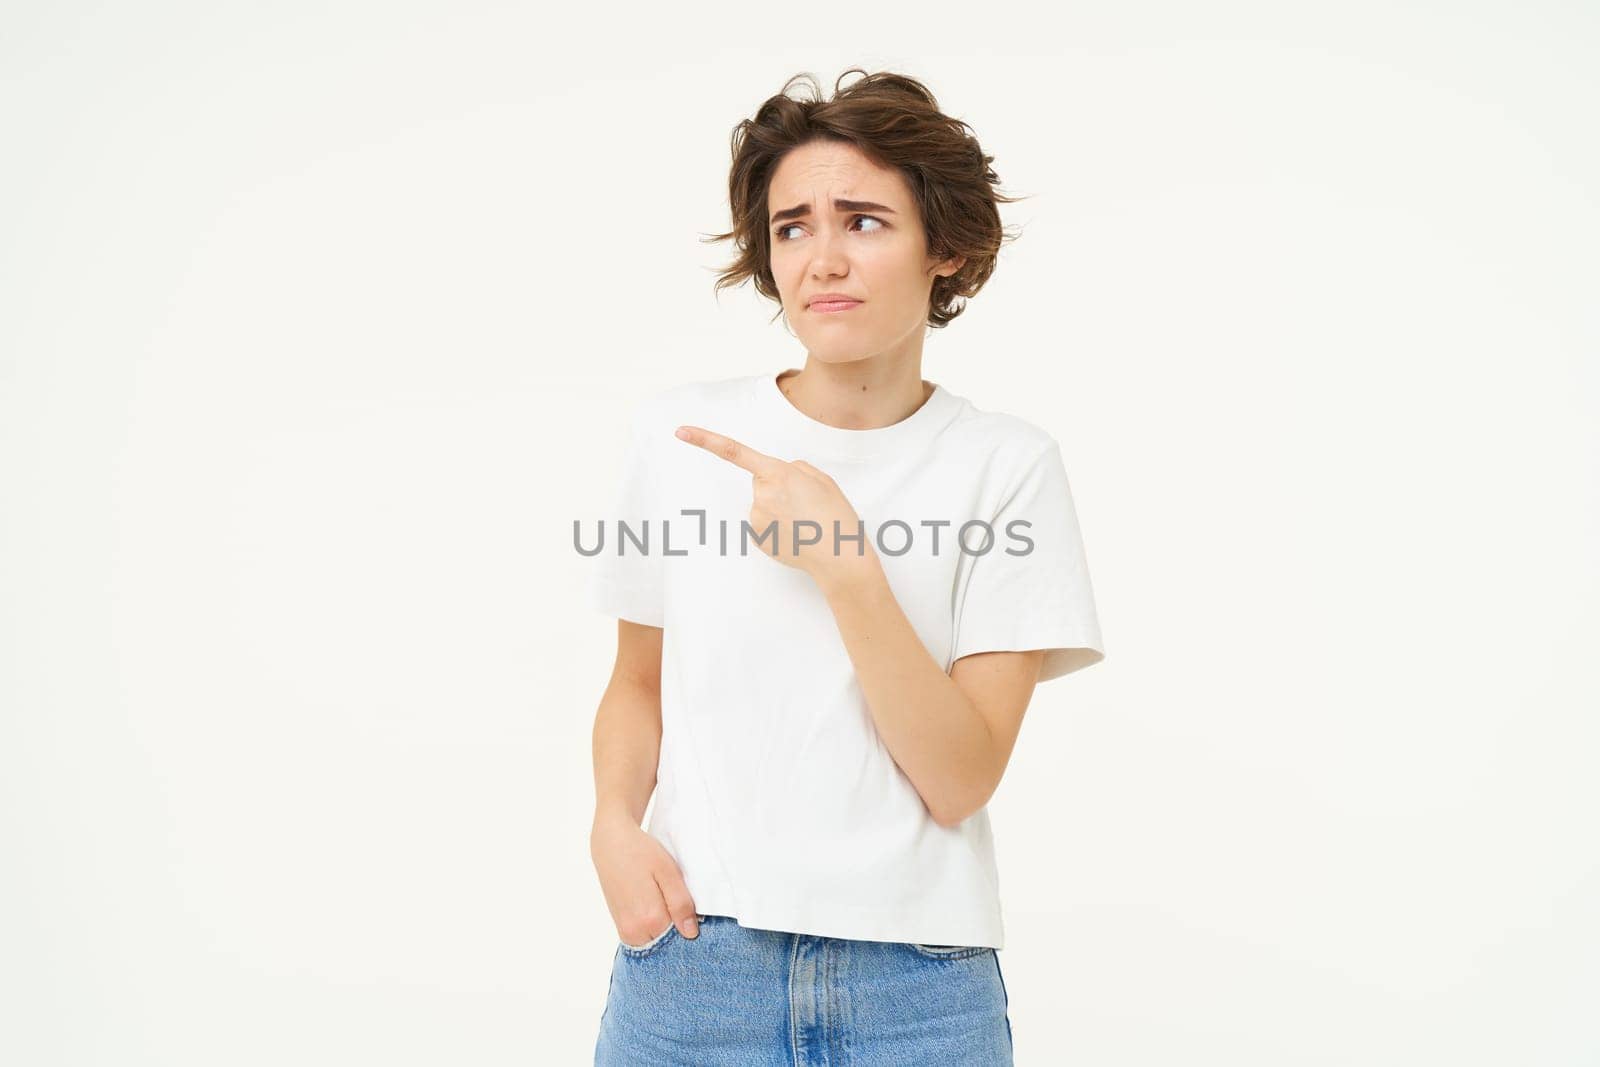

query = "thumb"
[654,868,701,940]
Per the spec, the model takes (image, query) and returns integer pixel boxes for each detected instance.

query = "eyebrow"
[769,199,898,225]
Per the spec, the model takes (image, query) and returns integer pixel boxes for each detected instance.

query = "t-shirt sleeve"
[950,440,1105,682]
[588,401,667,629]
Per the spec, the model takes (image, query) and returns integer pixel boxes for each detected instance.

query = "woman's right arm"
[589,620,702,943]
[591,619,664,829]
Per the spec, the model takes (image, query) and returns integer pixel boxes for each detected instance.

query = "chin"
[803,347,880,367]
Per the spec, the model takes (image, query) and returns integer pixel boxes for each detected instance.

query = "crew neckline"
[753,368,962,460]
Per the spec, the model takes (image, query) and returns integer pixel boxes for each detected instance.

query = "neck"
[776,357,933,431]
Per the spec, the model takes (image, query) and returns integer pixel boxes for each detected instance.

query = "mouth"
[808,299,862,314]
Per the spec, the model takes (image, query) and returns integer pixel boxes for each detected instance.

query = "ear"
[937,254,966,278]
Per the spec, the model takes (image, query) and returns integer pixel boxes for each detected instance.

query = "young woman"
[587,69,1105,1065]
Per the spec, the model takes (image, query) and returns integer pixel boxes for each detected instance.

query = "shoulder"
[939,391,1064,480]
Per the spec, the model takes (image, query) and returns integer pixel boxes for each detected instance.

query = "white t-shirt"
[587,370,1105,950]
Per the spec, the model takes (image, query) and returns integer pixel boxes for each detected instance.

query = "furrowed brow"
[770,199,898,224]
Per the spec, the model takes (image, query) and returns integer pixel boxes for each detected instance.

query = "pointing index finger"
[674,425,780,475]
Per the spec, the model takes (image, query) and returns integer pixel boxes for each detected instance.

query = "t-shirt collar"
[752,369,962,462]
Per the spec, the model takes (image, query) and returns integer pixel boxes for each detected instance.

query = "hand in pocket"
[591,812,701,945]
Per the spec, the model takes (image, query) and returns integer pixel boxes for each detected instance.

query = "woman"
[587,69,1105,1065]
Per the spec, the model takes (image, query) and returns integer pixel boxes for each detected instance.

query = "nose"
[807,238,849,278]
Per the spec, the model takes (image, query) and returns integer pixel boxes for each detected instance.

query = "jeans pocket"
[618,922,678,957]
[618,914,709,958]
[908,942,991,960]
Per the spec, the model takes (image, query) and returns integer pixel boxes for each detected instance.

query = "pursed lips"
[808,297,862,313]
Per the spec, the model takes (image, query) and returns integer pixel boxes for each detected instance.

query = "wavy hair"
[703,69,1026,330]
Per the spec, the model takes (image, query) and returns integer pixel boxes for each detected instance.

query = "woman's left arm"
[817,557,1044,828]
[673,422,1045,828]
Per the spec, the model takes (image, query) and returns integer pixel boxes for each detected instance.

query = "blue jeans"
[594,913,1014,1065]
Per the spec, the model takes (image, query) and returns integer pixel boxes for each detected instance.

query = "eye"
[772,215,888,241]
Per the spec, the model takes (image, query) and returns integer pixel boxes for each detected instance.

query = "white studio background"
[3,4,1596,1065]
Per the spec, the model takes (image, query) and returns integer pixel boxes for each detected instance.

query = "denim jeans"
[594,913,1014,1065]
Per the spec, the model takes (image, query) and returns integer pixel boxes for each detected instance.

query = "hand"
[674,424,877,587]
[590,810,700,944]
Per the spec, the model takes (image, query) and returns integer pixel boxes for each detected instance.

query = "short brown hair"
[704,69,1025,330]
